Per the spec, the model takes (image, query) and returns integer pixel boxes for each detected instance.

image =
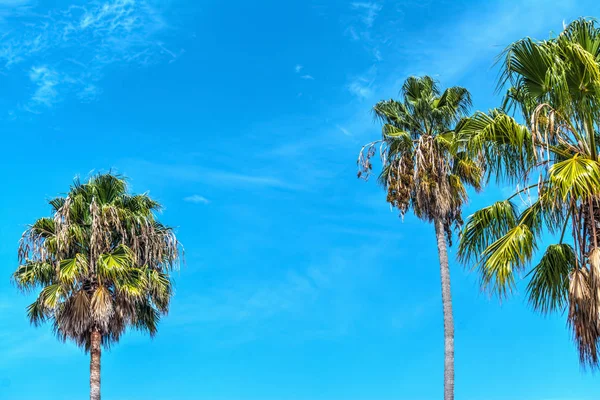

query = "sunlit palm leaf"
[458,200,518,264]
[548,156,600,200]
[478,224,536,297]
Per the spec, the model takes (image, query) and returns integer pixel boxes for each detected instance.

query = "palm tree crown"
[458,18,600,368]
[358,76,481,236]
[14,172,181,350]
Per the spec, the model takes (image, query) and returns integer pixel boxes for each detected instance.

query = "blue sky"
[1,0,600,399]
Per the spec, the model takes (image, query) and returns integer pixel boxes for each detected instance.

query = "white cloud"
[184,194,210,204]
[348,80,371,98]
[0,0,178,110]
[373,47,382,61]
[347,68,376,99]
[78,84,102,102]
[28,66,59,108]
[295,64,315,81]
[350,2,382,28]
[336,124,352,136]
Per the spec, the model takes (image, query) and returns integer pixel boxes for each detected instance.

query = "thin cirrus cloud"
[171,244,386,343]
[295,64,315,80]
[345,1,385,68]
[183,195,211,204]
[29,66,60,108]
[336,125,352,137]
[346,63,377,99]
[125,160,303,191]
[0,0,181,111]
[350,2,382,28]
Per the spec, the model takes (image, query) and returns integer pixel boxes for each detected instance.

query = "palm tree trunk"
[434,217,454,400]
[90,330,101,400]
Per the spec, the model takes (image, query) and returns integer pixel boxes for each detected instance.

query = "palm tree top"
[14,172,182,350]
[358,76,480,246]
[372,76,472,139]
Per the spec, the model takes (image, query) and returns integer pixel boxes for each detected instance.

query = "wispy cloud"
[0,0,180,111]
[28,65,59,108]
[171,245,388,343]
[183,194,210,204]
[343,1,385,92]
[295,64,314,80]
[347,66,377,99]
[336,124,352,136]
[125,160,303,191]
[348,79,372,98]
[350,2,382,28]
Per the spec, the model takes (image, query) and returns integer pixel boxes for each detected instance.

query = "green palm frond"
[13,262,55,291]
[458,200,518,264]
[40,284,66,309]
[452,153,482,191]
[49,197,66,212]
[478,224,536,297]
[548,156,600,200]
[89,172,128,205]
[133,301,160,337]
[26,297,48,326]
[97,245,136,282]
[146,269,172,311]
[526,244,574,314]
[31,217,56,237]
[58,255,88,285]
[499,37,554,98]
[435,86,472,124]
[458,110,533,183]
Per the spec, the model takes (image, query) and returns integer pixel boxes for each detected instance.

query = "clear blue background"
[1,1,599,399]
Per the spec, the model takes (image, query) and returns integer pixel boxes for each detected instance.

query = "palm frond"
[477,224,536,297]
[548,156,600,200]
[526,243,574,314]
[458,200,518,263]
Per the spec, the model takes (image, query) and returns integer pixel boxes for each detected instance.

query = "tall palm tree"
[13,172,181,400]
[458,18,600,368]
[357,76,480,400]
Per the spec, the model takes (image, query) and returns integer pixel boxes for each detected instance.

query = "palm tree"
[458,18,600,368]
[13,172,181,400]
[357,76,480,400]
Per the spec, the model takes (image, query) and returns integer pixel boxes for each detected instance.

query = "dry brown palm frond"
[568,267,600,367]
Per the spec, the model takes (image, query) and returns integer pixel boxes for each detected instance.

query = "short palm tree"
[358,76,481,400]
[14,173,181,400]
[458,18,600,368]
